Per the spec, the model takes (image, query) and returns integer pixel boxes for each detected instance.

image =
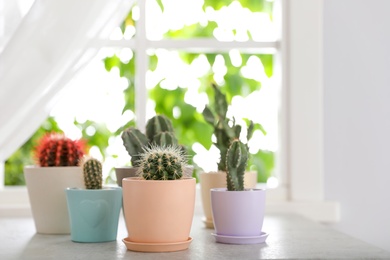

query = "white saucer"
[211,232,268,244]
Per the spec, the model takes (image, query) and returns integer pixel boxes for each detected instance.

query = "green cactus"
[152,132,178,147]
[202,84,254,171]
[121,128,149,167]
[122,115,183,167]
[82,157,103,189]
[145,114,175,143]
[226,139,248,191]
[137,145,186,180]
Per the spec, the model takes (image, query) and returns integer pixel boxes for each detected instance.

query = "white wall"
[324,0,390,252]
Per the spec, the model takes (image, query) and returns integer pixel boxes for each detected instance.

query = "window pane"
[147,0,275,41]
[108,5,138,40]
[146,50,277,182]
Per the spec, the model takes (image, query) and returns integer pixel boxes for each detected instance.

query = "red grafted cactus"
[34,133,86,167]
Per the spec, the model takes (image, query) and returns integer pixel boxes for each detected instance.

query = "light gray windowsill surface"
[1,212,389,260]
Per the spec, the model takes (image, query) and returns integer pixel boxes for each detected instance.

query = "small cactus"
[121,115,182,167]
[202,84,254,171]
[34,133,85,167]
[81,157,103,189]
[137,145,187,180]
[226,139,248,191]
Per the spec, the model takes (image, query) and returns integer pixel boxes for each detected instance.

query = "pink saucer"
[122,237,193,252]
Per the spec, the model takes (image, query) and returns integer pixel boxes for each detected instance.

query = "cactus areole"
[121,115,181,167]
[34,133,85,167]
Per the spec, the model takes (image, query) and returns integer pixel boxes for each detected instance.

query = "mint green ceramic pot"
[66,187,122,243]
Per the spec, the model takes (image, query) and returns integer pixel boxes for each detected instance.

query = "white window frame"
[0,0,339,222]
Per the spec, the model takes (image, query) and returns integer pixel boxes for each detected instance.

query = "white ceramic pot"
[199,171,257,228]
[24,166,85,234]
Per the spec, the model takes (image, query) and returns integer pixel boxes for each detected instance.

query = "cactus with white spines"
[137,145,187,180]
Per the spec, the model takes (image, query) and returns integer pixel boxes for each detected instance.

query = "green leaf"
[156,0,164,12]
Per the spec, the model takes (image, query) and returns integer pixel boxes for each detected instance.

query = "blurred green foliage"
[4,0,275,186]
[5,117,62,185]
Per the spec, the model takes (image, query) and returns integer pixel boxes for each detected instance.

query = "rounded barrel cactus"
[137,145,187,180]
[34,133,85,167]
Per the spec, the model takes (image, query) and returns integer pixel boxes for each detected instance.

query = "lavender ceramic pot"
[211,188,266,236]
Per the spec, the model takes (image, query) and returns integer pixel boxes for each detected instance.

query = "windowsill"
[0,184,340,223]
[1,212,388,259]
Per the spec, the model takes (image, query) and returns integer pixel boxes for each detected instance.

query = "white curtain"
[0,0,135,161]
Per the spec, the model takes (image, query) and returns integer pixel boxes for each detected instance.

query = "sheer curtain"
[0,0,135,162]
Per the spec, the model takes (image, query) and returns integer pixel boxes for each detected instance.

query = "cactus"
[202,84,254,171]
[34,133,85,167]
[121,128,149,167]
[122,115,182,167]
[226,139,248,191]
[137,145,187,180]
[145,115,175,143]
[81,157,103,189]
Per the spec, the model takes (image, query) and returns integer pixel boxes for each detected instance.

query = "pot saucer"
[202,217,214,228]
[122,237,192,252]
[211,232,268,245]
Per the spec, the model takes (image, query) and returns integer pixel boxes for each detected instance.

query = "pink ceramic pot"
[122,177,196,244]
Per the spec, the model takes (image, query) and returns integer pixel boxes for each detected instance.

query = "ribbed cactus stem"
[35,133,85,167]
[121,128,149,167]
[152,131,178,147]
[82,157,103,189]
[202,84,245,171]
[226,139,248,191]
[137,145,186,180]
[146,115,175,142]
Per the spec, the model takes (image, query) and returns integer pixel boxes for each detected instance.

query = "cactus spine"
[202,84,254,171]
[122,115,181,167]
[34,133,85,167]
[137,145,186,180]
[226,139,248,191]
[82,157,103,189]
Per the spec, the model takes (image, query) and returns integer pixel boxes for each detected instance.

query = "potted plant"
[200,84,258,228]
[24,132,86,234]
[122,144,196,252]
[116,115,191,187]
[66,157,122,243]
[211,139,267,245]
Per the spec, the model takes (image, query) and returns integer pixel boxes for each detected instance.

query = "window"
[0,0,339,223]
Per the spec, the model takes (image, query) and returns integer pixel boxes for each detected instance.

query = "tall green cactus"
[137,145,186,180]
[82,157,103,189]
[122,115,181,167]
[226,139,248,191]
[202,84,254,171]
